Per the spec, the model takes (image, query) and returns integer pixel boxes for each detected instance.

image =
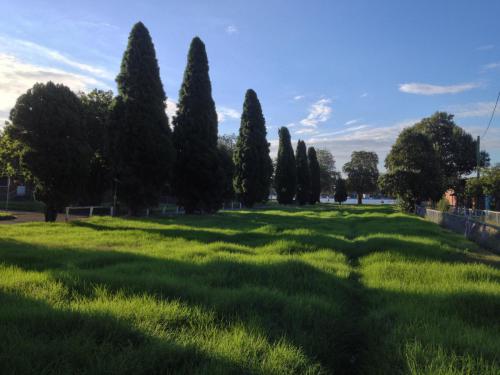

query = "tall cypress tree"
[308,146,321,204]
[173,37,224,213]
[110,22,175,215]
[295,140,310,205]
[274,127,296,204]
[233,89,273,207]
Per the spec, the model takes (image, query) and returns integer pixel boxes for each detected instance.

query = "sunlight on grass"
[0,204,499,374]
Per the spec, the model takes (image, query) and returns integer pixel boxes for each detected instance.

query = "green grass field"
[0,205,499,374]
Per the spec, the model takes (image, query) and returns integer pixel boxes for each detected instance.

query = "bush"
[437,197,450,212]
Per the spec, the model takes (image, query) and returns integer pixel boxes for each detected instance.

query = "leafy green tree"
[110,22,175,215]
[343,151,379,204]
[233,89,273,207]
[79,89,113,205]
[482,166,500,210]
[316,149,336,195]
[308,147,321,204]
[413,112,476,190]
[218,134,237,202]
[382,127,442,211]
[295,140,310,205]
[274,127,296,204]
[5,82,90,221]
[173,37,224,213]
[334,177,348,204]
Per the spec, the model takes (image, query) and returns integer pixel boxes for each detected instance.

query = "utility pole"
[476,135,480,179]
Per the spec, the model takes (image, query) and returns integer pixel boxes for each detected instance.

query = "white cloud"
[295,128,318,135]
[293,95,305,100]
[300,98,332,127]
[445,102,496,118]
[477,44,494,51]
[0,35,113,79]
[399,82,480,95]
[225,25,238,35]
[217,106,240,123]
[165,98,178,120]
[344,118,360,126]
[360,92,368,98]
[0,53,106,128]
[482,62,500,71]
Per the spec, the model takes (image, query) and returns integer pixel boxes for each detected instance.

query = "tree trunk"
[357,193,362,205]
[44,206,58,222]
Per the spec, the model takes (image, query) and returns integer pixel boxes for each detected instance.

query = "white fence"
[448,207,500,227]
[65,206,114,221]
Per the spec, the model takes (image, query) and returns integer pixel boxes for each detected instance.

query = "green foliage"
[274,127,296,204]
[233,89,273,207]
[436,197,450,212]
[413,112,476,190]
[316,149,336,194]
[1,206,499,374]
[295,140,310,205]
[173,37,224,214]
[79,89,114,205]
[482,166,500,209]
[343,151,379,204]
[307,147,321,204]
[334,177,348,204]
[5,82,90,221]
[383,127,442,211]
[110,22,175,215]
[217,134,236,202]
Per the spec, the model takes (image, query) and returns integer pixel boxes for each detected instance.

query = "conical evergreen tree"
[295,140,310,205]
[233,89,273,207]
[308,146,321,204]
[173,37,224,213]
[334,178,348,204]
[110,22,175,215]
[274,127,296,204]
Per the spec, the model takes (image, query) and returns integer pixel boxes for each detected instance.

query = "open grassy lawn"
[0,205,499,374]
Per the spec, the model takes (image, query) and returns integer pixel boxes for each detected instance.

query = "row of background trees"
[0,22,496,219]
[0,22,340,221]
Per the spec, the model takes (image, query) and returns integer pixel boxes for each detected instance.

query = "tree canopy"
[4,82,90,221]
[274,127,296,204]
[316,149,337,195]
[110,22,175,215]
[382,127,442,211]
[173,37,224,213]
[343,151,379,204]
[295,140,310,205]
[233,89,273,207]
[308,147,321,204]
[334,177,348,204]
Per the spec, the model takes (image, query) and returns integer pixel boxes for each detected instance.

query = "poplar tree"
[308,146,321,204]
[295,140,310,205]
[233,89,273,207]
[110,22,175,215]
[173,37,224,213]
[274,127,296,204]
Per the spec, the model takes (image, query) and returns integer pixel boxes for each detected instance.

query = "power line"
[483,90,500,138]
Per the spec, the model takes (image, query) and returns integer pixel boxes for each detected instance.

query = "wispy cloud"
[477,44,494,51]
[445,102,496,118]
[0,53,106,128]
[344,118,360,126]
[217,106,240,123]
[399,82,480,95]
[360,92,368,98]
[293,95,305,100]
[482,62,500,71]
[0,35,113,80]
[300,98,332,127]
[225,25,238,35]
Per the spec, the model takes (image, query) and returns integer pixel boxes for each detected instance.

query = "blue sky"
[0,0,499,169]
